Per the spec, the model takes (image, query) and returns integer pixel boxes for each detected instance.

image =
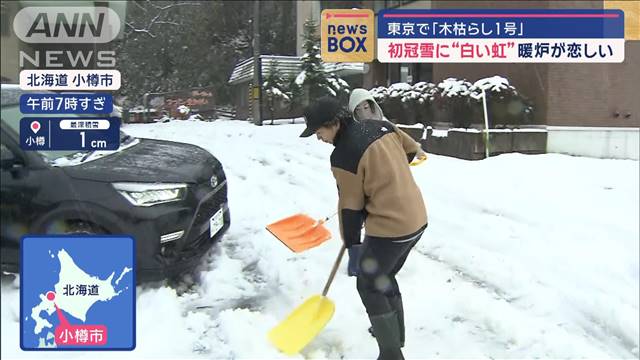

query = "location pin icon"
[30,121,41,134]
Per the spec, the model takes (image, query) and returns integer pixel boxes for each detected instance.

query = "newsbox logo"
[321,9,374,63]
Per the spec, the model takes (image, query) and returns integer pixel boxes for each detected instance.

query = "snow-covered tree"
[291,18,350,107]
[262,60,290,120]
[115,1,296,106]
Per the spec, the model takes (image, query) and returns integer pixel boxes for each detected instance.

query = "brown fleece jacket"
[330,119,428,247]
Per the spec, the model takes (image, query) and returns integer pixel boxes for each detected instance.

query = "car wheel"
[50,220,107,235]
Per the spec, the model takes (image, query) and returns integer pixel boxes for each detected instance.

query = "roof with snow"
[228,55,364,85]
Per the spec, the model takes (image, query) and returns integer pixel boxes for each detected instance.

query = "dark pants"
[356,230,423,316]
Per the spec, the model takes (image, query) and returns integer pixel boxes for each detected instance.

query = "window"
[400,64,412,84]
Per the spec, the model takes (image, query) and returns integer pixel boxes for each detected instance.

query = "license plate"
[209,208,224,238]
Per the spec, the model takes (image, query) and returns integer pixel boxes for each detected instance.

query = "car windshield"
[1,94,135,164]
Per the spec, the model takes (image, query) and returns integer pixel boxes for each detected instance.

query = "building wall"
[541,1,640,128]
[546,41,640,127]
[363,60,388,88]
[547,126,639,160]
[296,0,321,56]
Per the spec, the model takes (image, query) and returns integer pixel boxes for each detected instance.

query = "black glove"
[347,244,362,277]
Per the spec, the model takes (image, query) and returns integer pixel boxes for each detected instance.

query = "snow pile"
[469,76,515,100]
[265,87,290,102]
[437,77,473,97]
[2,119,638,359]
[397,123,425,130]
[177,105,190,115]
[294,71,306,86]
[300,47,320,62]
[186,114,205,121]
[370,86,389,99]
[388,82,413,99]
[430,128,449,137]
[403,82,437,104]
[327,76,349,90]
[472,75,511,93]
[49,138,140,167]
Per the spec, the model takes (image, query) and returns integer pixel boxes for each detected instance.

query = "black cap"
[300,97,343,137]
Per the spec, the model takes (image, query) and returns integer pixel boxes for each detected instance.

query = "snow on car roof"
[1,84,53,107]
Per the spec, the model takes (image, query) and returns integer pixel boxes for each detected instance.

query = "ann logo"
[321,9,374,63]
[13,7,121,44]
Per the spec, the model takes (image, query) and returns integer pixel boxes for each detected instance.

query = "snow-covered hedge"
[468,76,534,127]
[433,78,475,128]
[374,82,438,125]
[372,76,534,128]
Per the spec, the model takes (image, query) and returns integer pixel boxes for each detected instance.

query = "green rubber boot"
[368,296,405,348]
[368,312,404,360]
[388,295,405,348]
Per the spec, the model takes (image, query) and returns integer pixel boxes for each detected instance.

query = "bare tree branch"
[146,12,162,31]
[125,21,157,38]
[126,3,187,38]
[155,21,181,26]
[149,2,201,11]
[133,1,147,13]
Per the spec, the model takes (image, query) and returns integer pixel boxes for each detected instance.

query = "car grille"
[183,181,227,251]
[192,184,226,228]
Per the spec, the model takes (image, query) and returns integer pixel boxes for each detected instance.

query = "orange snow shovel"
[266,213,336,253]
[268,245,346,355]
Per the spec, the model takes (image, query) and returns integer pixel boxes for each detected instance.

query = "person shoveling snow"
[295,97,429,360]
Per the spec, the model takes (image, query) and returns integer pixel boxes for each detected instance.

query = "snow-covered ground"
[2,119,638,359]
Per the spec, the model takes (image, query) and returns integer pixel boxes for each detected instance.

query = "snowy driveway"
[2,119,638,359]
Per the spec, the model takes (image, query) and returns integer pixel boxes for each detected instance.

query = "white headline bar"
[20,70,121,90]
[377,38,624,63]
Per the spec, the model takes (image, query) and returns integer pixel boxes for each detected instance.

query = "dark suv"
[0,85,230,281]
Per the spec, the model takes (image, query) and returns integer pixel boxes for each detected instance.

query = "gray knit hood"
[348,88,387,121]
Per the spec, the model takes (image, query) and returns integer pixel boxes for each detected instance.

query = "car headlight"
[112,182,187,207]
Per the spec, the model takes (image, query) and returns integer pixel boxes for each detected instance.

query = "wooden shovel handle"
[317,212,338,226]
[321,244,346,297]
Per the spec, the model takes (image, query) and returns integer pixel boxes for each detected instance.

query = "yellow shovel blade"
[410,154,428,166]
[268,295,335,355]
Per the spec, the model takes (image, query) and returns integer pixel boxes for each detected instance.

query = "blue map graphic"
[20,235,135,350]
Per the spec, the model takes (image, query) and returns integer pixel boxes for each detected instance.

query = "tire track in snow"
[412,247,530,356]
[414,247,518,304]
[574,309,639,359]
[414,247,638,358]
[168,227,279,356]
